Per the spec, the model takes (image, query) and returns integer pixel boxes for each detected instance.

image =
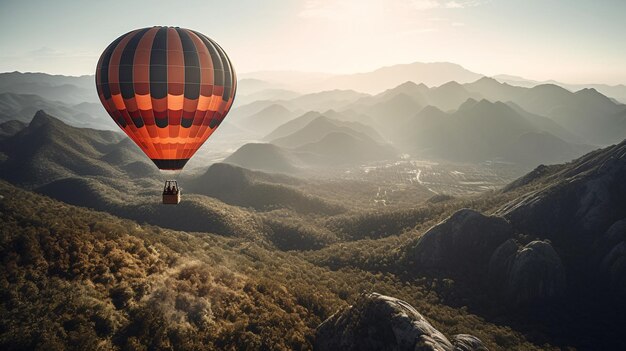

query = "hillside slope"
[0,180,541,350]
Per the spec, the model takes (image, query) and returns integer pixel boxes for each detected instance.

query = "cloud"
[28,47,65,57]
[410,0,487,10]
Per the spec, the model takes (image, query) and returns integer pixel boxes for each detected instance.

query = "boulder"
[489,240,566,305]
[314,293,487,351]
[601,241,626,294]
[603,219,626,247]
[452,334,489,351]
[406,209,513,271]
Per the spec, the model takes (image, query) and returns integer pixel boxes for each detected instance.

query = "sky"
[0,0,625,84]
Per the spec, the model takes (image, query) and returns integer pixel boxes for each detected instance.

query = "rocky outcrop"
[452,334,489,351]
[603,219,626,247]
[601,228,626,294]
[497,140,626,243]
[314,293,487,351]
[597,219,626,294]
[406,209,513,272]
[488,240,566,305]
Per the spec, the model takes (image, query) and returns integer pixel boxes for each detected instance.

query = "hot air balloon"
[95,26,236,204]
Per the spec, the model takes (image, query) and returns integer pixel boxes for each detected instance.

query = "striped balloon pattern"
[96,26,236,170]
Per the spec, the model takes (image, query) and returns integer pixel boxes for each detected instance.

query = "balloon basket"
[162,180,181,205]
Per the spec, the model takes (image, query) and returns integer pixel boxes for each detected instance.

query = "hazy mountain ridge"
[494,74,626,104]
[270,115,386,148]
[0,71,97,104]
[0,92,116,130]
[393,99,594,166]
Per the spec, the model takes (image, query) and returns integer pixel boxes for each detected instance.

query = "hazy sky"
[1,0,625,84]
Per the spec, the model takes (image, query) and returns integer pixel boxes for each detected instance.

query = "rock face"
[601,241,626,294]
[406,209,513,271]
[496,140,626,298]
[599,219,626,294]
[488,240,566,305]
[497,140,626,244]
[452,335,489,351]
[314,293,487,351]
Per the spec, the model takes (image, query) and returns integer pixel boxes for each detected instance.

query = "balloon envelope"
[96,26,236,170]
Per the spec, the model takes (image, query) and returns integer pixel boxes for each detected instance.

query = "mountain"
[513,84,626,145]
[223,143,301,173]
[0,71,97,104]
[186,162,343,215]
[494,74,626,104]
[402,207,568,307]
[264,111,326,141]
[0,92,116,130]
[405,209,514,273]
[350,80,480,121]
[463,76,525,102]
[228,89,368,133]
[0,110,125,186]
[36,177,264,239]
[0,119,26,139]
[289,89,368,111]
[270,116,386,148]
[460,78,626,145]
[426,81,482,111]
[353,92,423,138]
[502,131,592,166]
[497,139,626,253]
[235,103,295,135]
[504,101,584,143]
[226,128,396,173]
[264,110,374,141]
[371,81,430,105]
[396,99,594,166]
[295,132,396,166]
[496,139,626,304]
[315,62,483,94]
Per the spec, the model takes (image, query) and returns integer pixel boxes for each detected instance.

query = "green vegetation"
[0,180,544,350]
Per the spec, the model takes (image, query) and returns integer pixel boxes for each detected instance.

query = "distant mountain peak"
[260,103,291,113]
[437,81,464,89]
[29,110,59,128]
[458,98,479,110]
[469,99,512,113]
[476,76,498,83]
[575,87,615,103]
[472,76,503,86]
[378,81,428,99]
[531,83,571,94]
[308,115,334,126]
[396,81,420,89]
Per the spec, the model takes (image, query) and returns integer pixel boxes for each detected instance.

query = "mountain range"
[0,92,116,130]
[2,107,626,349]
